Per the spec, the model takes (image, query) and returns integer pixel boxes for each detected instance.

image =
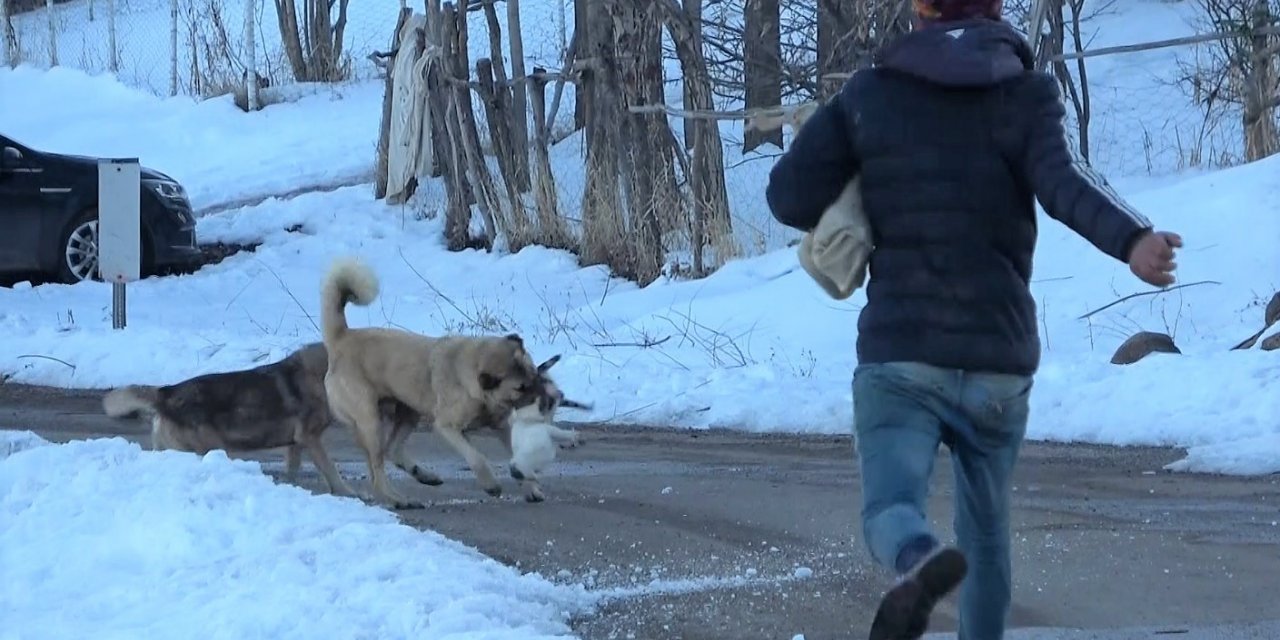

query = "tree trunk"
[478,1,530,194]
[447,5,499,249]
[545,27,578,142]
[244,0,260,111]
[424,0,446,178]
[306,0,333,80]
[817,0,854,98]
[579,0,624,270]
[680,0,701,149]
[374,7,413,200]
[477,58,529,246]
[610,0,672,284]
[1243,0,1278,161]
[743,0,782,152]
[528,68,575,251]
[2,0,17,67]
[331,0,349,73]
[436,3,485,249]
[507,0,531,189]
[1048,0,1090,162]
[106,0,118,71]
[450,1,487,184]
[45,0,56,66]
[658,0,734,269]
[1067,0,1092,163]
[274,0,308,81]
[168,0,178,95]
[573,0,589,131]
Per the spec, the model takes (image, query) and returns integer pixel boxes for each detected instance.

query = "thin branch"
[255,258,320,335]
[17,354,77,371]
[1076,280,1222,320]
[591,335,672,348]
[628,102,809,120]
[1051,25,1280,62]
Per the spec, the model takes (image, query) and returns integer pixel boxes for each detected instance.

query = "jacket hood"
[874,18,1034,88]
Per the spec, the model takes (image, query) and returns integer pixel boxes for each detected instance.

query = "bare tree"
[1031,0,1120,163]
[2,0,18,67]
[818,0,909,96]
[273,0,351,82]
[696,2,820,106]
[1178,0,1279,163]
[743,0,783,151]
[695,0,906,104]
[1045,0,1107,163]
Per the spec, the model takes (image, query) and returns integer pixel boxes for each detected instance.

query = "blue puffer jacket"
[766,18,1152,376]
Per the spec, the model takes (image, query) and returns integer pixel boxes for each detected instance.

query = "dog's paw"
[410,465,444,486]
[509,463,526,481]
[524,485,546,503]
[483,484,503,498]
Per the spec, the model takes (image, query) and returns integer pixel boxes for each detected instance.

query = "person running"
[765,0,1182,638]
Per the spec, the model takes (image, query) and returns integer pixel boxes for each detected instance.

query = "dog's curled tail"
[321,258,380,346]
[102,385,162,419]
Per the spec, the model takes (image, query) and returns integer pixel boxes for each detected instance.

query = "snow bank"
[0,65,382,211]
[0,431,592,639]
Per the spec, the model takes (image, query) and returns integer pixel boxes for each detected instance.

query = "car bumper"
[150,201,202,268]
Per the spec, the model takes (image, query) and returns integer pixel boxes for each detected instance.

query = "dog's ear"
[478,373,501,391]
[504,333,524,347]
[537,354,562,373]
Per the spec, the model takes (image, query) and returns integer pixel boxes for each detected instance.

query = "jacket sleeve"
[1021,73,1152,262]
[765,82,861,233]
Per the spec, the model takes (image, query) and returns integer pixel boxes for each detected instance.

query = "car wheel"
[55,208,156,285]
[56,209,101,284]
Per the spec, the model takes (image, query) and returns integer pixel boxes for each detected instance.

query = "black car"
[0,133,201,284]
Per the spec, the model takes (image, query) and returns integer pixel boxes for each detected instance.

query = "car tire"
[54,208,153,284]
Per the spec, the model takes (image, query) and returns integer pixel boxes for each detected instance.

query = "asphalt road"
[3,382,1279,640]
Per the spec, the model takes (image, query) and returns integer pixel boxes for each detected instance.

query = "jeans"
[852,361,1033,640]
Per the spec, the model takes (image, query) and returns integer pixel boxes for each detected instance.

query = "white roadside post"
[98,158,142,330]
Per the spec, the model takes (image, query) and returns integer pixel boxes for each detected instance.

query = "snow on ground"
[0,430,594,639]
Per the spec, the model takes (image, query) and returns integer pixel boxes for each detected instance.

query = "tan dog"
[320,258,549,509]
[101,342,424,497]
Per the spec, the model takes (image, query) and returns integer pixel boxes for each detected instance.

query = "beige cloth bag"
[797,175,873,300]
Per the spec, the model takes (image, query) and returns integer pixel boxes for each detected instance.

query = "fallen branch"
[1076,280,1221,320]
[591,335,671,349]
[17,354,77,372]
[628,102,806,121]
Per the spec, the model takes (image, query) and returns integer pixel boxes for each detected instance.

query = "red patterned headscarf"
[912,0,1004,22]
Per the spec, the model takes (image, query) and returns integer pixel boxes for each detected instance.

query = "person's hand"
[1127,230,1182,287]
